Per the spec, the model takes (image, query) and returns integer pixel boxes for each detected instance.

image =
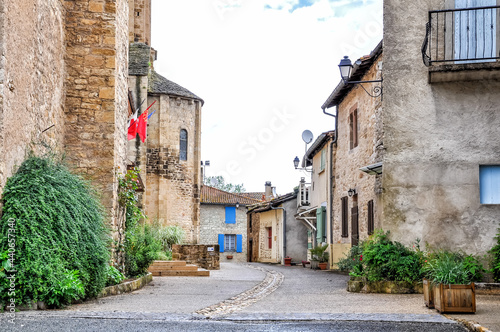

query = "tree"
[204,175,246,193]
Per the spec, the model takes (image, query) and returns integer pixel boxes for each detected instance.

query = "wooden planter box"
[433,283,476,313]
[423,279,434,309]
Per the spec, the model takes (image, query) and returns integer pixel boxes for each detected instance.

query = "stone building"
[321,42,383,265]
[247,191,308,264]
[200,186,261,263]
[319,0,500,256]
[0,0,204,245]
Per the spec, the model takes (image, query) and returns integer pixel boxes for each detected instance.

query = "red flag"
[137,111,148,143]
[127,117,138,140]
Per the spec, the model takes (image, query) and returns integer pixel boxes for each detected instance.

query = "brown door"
[351,206,359,246]
[248,239,253,262]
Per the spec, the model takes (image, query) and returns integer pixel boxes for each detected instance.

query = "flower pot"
[310,260,319,270]
[284,257,292,266]
[318,262,328,270]
[423,279,434,309]
[226,255,233,260]
[433,283,476,313]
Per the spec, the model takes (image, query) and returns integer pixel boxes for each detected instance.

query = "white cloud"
[151,0,382,193]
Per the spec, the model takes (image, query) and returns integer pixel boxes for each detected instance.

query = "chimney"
[265,181,272,200]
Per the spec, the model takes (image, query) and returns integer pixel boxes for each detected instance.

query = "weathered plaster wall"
[200,204,247,262]
[382,0,500,254]
[310,147,329,209]
[257,209,281,263]
[332,56,383,252]
[0,0,66,192]
[143,95,201,243]
[283,199,308,262]
[64,0,129,233]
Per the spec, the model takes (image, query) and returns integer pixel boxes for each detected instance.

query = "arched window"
[180,129,188,161]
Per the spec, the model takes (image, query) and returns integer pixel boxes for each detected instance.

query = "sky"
[151,0,383,193]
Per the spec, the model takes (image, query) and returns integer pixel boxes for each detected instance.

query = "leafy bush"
[106,265,126,287]
[0,156,110,307]
[490,228,500,282]
[360,230,424,283]
[424,251,484,285]
[309,244,329,263]
[337,245,363,277]
[156,225,185,252]
[124,222,161,277]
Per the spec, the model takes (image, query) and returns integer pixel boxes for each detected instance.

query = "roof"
[247,192,297,213]
[321,40,383,110]
[201,186,263,205]
[148,70,204,105]
[305,131,335,161]
[238,192,266,201]
[129,42,151,76]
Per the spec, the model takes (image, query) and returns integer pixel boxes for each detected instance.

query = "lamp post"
[338,56,382,98]
[293,156,300,169]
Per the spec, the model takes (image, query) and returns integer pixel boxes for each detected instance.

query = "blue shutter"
[236,235,243,253]
[480,166,500,204]
[316,207,325,243]
[218,234,225,252]
[225,206,236,224]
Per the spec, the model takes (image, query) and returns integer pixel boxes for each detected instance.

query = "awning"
[359,162,383,175]
[295,206,317,231]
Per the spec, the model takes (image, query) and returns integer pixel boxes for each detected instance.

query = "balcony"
[422,5,500,82]
[297,178,311,209]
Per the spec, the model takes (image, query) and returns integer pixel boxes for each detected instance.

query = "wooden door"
[351,206,359,246]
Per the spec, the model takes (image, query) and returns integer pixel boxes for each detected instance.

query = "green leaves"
[490,228,500,282]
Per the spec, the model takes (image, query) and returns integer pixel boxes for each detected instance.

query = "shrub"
[106,265,126,287]
[490,228,500,282]
[157,225,185,252]
[361,230,423,283]
[0,156,109,307]
[337,245,363,277]
[309,244,329,263]
[425,251,484,285]
[124,222,161,277]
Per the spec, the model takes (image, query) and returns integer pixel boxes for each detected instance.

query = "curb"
[98,272,153,298]
[443,314,492,332]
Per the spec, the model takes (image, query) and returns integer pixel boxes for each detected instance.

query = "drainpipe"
[271,205,286,265]
[323,106,338,264]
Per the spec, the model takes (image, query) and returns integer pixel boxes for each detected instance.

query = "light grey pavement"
[3,262,496,331]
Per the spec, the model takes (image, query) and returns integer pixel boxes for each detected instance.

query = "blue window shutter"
[236,235,243,253]
[225,206,236,224]
[480,166,500,204]
[218,234,225,252]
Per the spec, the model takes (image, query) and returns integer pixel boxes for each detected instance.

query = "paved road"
[0,263,471,331]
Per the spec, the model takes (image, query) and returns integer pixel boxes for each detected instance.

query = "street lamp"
[338,56,382,98]
[348,188,357,197]
[293,156,300,169]
[236,202,240,209]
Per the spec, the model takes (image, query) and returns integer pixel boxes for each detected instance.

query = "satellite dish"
[302,130,313,144]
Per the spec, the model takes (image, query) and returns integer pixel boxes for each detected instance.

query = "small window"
[225,206,236,224]
[480,165,500,204]
[180,129,188,161]
[266,227,272,249]
[224,234,236,252]
[349,110,358,149]
[367,200,374,235]
[320,148,326,172]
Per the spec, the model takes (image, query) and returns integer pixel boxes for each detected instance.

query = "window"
[480,165,500,204]
[179,129,188,161]
[320,148,326,172]
[218,234,243,253]
[266,227,272,249]
[367,200,374,235]
[225,206,236,224]
[341,196,348,237]
[349,109,358,149]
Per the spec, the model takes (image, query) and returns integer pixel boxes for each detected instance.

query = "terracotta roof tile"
[201,186,263,205]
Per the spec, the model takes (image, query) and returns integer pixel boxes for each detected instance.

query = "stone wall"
[383,0,500,255]
[0,0,66,192]
[64,0,129,233]
[128,0,151,44]
[200,204,248,263]
[172,244,220,270]
[247,211,260,262]
[331,55,383,262]
[142,95,201,243]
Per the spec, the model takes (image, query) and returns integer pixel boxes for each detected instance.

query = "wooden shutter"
[368,200,374,235]
[267,227,272,249]
[341,197,348,237]
[236,234,243,253]
[218,234,225,252]
[351,206,359,246]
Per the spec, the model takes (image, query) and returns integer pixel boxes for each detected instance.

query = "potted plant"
[425,252,484,313]
[309,244,329,270]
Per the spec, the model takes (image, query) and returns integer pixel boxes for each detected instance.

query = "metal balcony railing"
[297,180,311,208]
[422,5,500,66]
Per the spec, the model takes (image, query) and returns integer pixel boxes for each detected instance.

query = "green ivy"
[0,156,110,307]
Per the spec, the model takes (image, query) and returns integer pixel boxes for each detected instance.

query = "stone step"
[150,260,187,267]
[148,264,198,272]
[151,269,210,277]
